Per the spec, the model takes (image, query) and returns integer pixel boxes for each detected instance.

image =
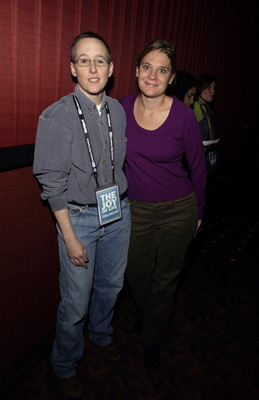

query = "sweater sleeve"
[183,110,207,219]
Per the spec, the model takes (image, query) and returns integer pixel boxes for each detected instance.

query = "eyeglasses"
[74,58,110,67]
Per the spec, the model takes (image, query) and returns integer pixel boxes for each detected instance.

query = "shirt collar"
[75,84,107,111]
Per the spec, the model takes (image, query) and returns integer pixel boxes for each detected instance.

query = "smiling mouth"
[145,82,158,87]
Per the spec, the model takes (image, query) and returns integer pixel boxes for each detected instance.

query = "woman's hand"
[54,208,89,268]
[194,219,202,237]
[65,236,89,268]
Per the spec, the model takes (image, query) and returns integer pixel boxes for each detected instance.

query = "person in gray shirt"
[33,31,131,399]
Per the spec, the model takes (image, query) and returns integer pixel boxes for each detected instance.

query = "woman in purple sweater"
[120,40,206,376]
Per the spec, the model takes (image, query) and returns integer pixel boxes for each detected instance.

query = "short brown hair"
[70,31,112,63]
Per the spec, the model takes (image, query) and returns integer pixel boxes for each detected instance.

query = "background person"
[173,70,199,107]
[33,32,131,399]
[173,70,200,174]
[120,39,207,377]
[193,73,218,174]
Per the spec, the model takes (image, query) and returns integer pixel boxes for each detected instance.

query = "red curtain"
[0,0,256,148]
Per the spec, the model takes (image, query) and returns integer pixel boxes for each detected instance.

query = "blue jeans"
[51,198,131,378]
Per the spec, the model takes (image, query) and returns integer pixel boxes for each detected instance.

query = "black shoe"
[143,346,160,374]
[96,342,121,362]
[59,375,84,399]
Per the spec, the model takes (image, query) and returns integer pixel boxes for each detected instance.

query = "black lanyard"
[73,94,115,186]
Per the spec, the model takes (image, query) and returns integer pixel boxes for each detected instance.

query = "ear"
[70,62,77,77]
[169,73,175,85]
[108,61,114,77]
[136,66,139,78]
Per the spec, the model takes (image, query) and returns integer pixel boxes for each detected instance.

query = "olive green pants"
[126,192,198,347]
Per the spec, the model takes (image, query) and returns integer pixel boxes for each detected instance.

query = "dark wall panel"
[0,167,59,374]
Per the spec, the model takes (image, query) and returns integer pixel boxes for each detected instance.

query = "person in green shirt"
[193,73,218,174]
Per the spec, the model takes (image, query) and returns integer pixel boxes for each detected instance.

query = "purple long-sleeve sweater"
[120,94,207,219]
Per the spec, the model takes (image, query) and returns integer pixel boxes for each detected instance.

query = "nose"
[148,68,157,80]
[89,60,97,73]
[190,97,194,105]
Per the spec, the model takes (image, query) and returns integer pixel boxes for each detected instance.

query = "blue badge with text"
[96,184,122,226]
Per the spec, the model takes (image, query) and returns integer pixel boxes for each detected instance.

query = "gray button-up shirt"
[33,85,128,212]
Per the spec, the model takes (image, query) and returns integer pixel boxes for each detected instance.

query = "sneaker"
[59,375,84,399]
[143,346,160,374]
[97,342,121,362]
